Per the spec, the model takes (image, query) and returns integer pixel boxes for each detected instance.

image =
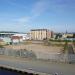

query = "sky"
[0,0,75,33]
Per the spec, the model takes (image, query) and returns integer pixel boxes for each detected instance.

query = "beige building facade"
[62,33,73,38]
[30,29,53,40]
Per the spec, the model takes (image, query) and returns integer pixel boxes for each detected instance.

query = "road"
[0,56,75,75]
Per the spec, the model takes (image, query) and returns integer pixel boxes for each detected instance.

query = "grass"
[0,45,4,48]
[43,40,64,47]
[49,39,73,42]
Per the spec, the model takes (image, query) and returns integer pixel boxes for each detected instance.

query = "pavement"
[0,55,75,75]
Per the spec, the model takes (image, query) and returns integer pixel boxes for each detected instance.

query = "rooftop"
[31,29,49,31]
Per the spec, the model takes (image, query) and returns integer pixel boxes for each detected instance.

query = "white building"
[0,32,16,44]
[11,33,30,44]
[12,33,30,40]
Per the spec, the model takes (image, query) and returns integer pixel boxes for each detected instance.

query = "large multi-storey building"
[30,29,53,40]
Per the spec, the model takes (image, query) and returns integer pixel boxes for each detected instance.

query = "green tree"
[55,33,62,39]
[73,34,75,38]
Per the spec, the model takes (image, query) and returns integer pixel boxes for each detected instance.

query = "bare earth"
[4,44,62,54]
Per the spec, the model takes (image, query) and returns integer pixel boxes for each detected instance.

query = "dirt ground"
[4,44,62,54]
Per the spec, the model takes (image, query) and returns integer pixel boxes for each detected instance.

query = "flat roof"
[31,29,48,31]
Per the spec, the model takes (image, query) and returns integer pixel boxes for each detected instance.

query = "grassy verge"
[0,45,4,48]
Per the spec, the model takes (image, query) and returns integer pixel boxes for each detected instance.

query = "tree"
[73,34,75,38]
[73,34,75,46]
[55,33,62,39]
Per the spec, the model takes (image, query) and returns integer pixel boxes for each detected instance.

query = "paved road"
[0,58,75,75]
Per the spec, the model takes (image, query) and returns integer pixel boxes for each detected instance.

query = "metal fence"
[0,48,36,58]
[35,52,75,63]
[0,48,75,63]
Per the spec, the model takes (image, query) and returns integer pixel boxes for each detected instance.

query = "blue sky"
[0,0,75,32]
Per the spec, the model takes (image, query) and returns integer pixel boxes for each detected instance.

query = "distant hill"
[0,31,19,33]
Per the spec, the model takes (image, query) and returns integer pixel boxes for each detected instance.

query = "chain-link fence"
[35,52,75,63]
[0,48,75,63]
[0,48,37,59]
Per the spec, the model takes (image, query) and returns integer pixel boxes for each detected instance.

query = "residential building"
[62,33,73,38]
[30,29,53,40]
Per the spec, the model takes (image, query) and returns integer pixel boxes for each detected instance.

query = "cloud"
[15,17,30,23]
[1,0,50,27]
[14,0,50,25]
